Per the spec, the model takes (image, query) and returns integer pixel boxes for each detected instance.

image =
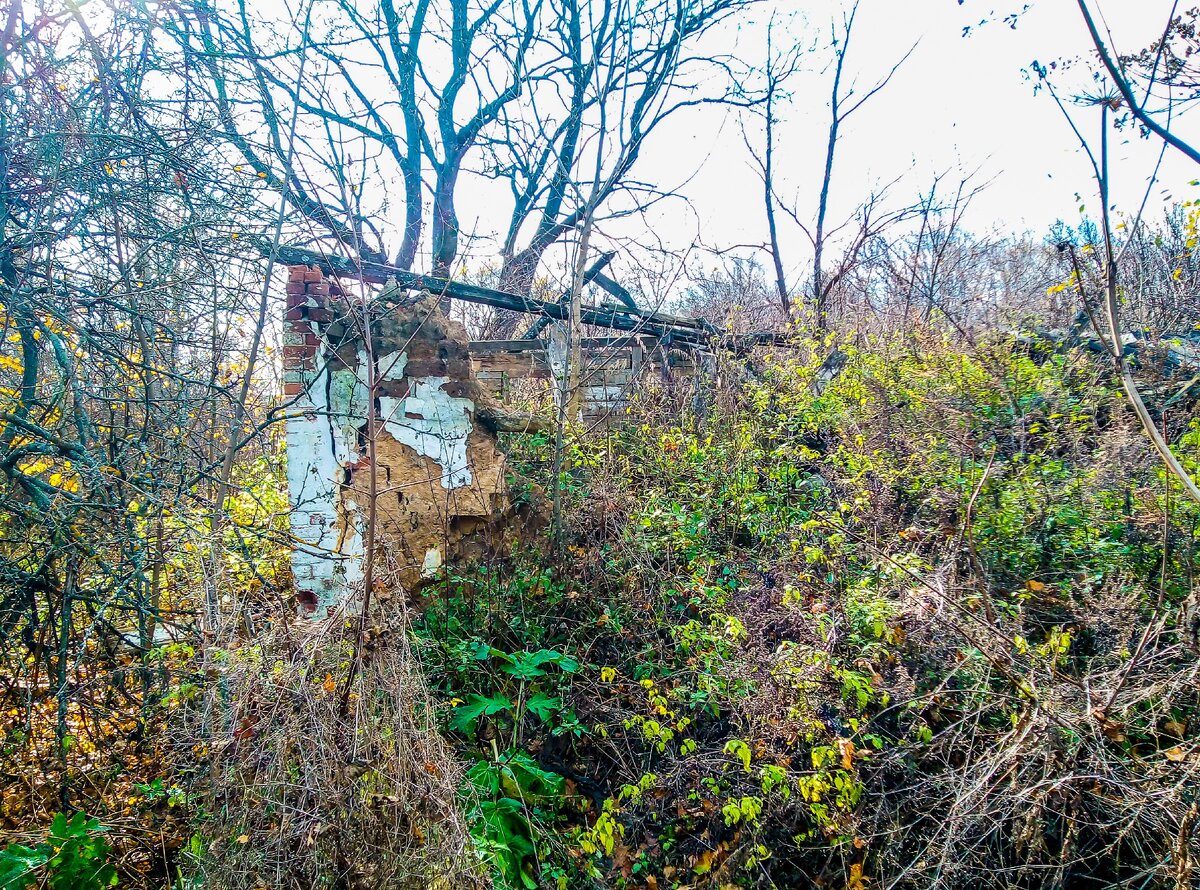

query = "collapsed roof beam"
[593,270,637,310]
[269,244,790,348]
[522,251,619,340]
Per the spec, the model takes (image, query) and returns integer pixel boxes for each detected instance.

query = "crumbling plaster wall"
[282,266,527,617]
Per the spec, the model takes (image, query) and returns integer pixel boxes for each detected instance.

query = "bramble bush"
[421,325,1199,889]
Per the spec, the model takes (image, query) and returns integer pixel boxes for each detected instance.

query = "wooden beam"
[521,251,618,339]
[268,243,795,349]
[468,339,549,354]
[592,270,637,310]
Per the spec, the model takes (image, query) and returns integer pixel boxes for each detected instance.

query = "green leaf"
[450,693,513,732]
[5,812,116,890]
[0,844,48,890]
[724,738,752,772]
[524,692,561,723]
[500,649,580,680]
[499,751,565,799]
[471,640,498,662]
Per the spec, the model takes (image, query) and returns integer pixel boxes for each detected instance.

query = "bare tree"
[157,0,755,304]
[1075,0,1200,166]
[153,3,390,263]
[742,2,915,329]
[739,15,804,321]
[491,0,756,299]
[0,0,282,807]
[811,3,916,326]
[681,255,783,332]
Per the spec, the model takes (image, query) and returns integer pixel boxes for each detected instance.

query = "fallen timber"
[269,244,793,350]
[520,251,638,340]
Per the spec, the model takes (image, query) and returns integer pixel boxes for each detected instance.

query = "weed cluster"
[417,327,1198,889]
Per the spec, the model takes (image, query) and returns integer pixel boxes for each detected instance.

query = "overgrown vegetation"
[406,329,1199,888]
[5,320,1199,888]
[3,0,1200,888]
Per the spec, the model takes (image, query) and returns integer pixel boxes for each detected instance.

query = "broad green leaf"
[450,693,513,732]
[524,691,561,722]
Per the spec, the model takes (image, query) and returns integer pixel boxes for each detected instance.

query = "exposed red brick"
[283,344,315,362]
[286,280,306,296]
[285,307,306,321]
[307,307,333,324]
[306,281,330,297]
[288,266,308,282]
[282,381,304,396]
[378,378,409,398]
[403,359,446,377]
[304,332,321,347]
[303,269,323,283]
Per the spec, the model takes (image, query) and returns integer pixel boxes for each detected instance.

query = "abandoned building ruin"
[278,250,770,616]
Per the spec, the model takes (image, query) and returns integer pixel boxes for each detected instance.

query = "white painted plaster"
[379,376,475,489]
[378,349,407,382]
[286,344,367,615]
[422,547,443,579]
[547,322,569,409]
[287,344,478,614]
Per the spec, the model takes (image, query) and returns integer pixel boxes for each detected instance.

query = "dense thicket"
[2,2,1199,890]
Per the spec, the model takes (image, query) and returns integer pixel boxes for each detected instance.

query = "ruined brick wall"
[283,266,361,615]
[282,265,535,617]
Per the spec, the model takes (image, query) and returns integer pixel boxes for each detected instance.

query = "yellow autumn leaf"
[692,848,716,875]
[846,862,869,890]
[838,738,855,770]
[1165,747,1186,763]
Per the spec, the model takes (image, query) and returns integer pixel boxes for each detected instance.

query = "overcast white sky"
[256,0,1198,291]
[513,0,1200,287]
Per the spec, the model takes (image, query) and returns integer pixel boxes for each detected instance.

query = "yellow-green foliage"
[429,327,1199,889]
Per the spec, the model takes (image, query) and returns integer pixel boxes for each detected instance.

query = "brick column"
[282,265,333,395]
[282,265,359,616]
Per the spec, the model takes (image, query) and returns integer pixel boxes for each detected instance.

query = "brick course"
[280,264,335,373]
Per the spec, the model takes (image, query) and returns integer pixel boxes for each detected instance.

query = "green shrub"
[0,812,117,890]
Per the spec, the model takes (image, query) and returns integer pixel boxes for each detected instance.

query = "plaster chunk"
[285,288,544,611]
[422,547,443,579]
[379,376,474,489]
[285,348,366,615]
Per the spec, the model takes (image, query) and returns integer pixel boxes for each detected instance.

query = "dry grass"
[192,599,482,890]
[859,577,1200,890]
